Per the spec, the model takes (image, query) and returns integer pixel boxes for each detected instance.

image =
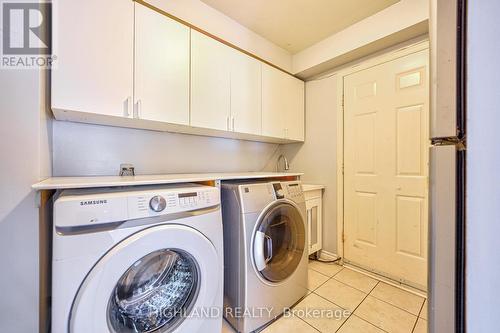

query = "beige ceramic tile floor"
[222,261,428,333]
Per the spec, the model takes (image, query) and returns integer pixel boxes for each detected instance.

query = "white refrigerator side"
[429,145,456,333]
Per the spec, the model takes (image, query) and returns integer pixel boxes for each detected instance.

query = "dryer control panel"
[271,181,305,203]
[54,184,220,228]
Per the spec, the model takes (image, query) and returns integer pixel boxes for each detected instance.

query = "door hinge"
[431,136,467,151]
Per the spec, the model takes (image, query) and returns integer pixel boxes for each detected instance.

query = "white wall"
[466,1,500,331]
[292,0,429,78]
[147,0,292,71]
[0,68,49,332]
[52,121,278,176]
[279,75,339,254]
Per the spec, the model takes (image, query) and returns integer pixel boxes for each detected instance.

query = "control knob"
[149,195,166,212]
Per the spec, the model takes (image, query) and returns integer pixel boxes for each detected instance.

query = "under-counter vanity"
[302,184,325,256]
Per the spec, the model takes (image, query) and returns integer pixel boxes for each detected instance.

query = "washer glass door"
[69,224,220,333]
[253,202,305,282]
[108,249,199,333]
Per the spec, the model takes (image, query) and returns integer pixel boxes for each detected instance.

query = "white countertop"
[302,184,326,192]
[32,172,303,190]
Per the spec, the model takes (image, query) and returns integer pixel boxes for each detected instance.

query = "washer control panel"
[129,186,219,219]
[54,184,220,227]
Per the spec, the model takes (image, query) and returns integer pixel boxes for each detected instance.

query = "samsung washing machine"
[221,181,308,333]
[52,184,223,333]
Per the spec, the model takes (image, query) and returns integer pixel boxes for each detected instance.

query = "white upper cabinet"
[52,0,134,118]
[229,49,262,135]
[134,4,190,125]
[262,65,286,138]
[262,65,305,141]
[285,77,305,141]
[190,30,231,131]
[52,2,304,143]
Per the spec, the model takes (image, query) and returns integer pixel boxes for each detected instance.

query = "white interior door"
[343,49,429,289]
[134,3,190,124]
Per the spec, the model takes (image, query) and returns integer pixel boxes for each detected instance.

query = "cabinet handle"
[232,116,235,132]
[226,116,230,131]
[124,97,131,117]
[134,100,142,119]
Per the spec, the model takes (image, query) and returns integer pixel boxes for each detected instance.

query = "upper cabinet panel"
[190,30,231,131]
[229,49,262,136]
[52,0,134,117]
[285,77,305,141]
[262,65,305,141]
[134,4,190,125]
[262,65,287,138]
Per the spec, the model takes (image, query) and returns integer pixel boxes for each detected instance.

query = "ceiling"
[200,0,400,53]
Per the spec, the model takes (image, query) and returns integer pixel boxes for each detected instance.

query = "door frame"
[334,39,430,261]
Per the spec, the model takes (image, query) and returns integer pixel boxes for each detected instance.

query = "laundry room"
[1,0,499,333]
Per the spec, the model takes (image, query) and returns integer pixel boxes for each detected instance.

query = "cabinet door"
[52,0,133,117]
[262,65,286,138]
[262,65,305,140]
[134,4,190,124]
[285,78,305,141]
[190,31,231,131]
[229,50,262,135]
[306,197,323,255]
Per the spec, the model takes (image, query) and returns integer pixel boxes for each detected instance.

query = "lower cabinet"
[304,188,324,255]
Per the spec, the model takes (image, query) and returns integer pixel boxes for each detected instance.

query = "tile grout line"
[311,290,347,309]
[307,267,345,293]
[315,264,421,317]
[334,281,380,332]
[310,262,424,333]
[295,315,322,333]
[367,292,425,318]
[332,275,377,294]
[327,271,377,294]
[411,300,427,333]
[351,314,391,333]
[417,299,426,318]
[308,263,344,278]
[343,263,427,298]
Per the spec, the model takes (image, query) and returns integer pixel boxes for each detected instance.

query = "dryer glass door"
[253,202,305,283]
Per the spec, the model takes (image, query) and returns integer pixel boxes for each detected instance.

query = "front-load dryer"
[221,181,308,333]
[52,184,223,333]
